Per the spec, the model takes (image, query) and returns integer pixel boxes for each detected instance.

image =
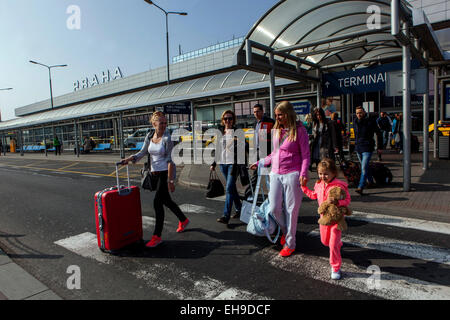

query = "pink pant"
[320,224,342,272]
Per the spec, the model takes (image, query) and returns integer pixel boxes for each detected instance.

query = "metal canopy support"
[74,120,80,158]
[269,52,276,119]
[119,112,125,159]
[423,51,429,170]
[402,21,411,192]
[433,67,439,158]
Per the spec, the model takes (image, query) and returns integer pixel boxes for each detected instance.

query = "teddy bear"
[318,186,352,231]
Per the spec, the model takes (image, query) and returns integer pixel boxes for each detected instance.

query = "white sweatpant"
[268,171,303,250]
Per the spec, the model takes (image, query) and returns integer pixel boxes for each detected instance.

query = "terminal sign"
[73,67,123,91]
[322,60,420,96]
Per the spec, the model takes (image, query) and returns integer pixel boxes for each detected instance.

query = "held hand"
[300,176,308,186]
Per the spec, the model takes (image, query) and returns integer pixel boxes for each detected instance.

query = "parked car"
[124,128,153,148]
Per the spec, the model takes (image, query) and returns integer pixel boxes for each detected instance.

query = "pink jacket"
[259,122,310,177]
[301,178,351,207]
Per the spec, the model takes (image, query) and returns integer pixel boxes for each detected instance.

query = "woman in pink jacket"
[251,101,310,257]
[301,158,351,280]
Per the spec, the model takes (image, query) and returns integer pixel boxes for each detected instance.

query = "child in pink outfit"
[301,158,351,280]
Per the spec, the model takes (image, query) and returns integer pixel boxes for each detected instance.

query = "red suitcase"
[94,163,143,253]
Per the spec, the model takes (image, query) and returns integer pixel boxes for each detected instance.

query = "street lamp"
[144,0,187,85]
[29,60,67,156]
[0,87,12,155]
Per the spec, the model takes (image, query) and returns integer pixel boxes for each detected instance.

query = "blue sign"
[322,60,420,96]
[162,102,191,114]
[292,101,311,115]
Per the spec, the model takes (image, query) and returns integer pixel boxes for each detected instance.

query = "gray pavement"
[0,248,61,300]
[1,148,449,299]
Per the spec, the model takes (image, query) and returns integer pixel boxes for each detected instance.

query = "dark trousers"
[55,145,61,155]
[153,170,186,237]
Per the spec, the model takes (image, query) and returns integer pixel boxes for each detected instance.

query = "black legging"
[153,170,186,237]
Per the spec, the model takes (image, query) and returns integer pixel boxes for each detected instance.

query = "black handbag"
[206,171,225,198]
[141,154,159,191]
[238,164,250,187]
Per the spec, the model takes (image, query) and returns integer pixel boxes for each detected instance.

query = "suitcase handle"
[115,163,131,194]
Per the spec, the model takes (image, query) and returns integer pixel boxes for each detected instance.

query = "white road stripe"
[349,211,450,235]
[54,232,270,300]
[308,229,450,265]
[179,204,216,215]
[258,247,450,300]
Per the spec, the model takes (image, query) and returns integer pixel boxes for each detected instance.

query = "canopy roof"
[0,69,293,130]
[236,0,444,77]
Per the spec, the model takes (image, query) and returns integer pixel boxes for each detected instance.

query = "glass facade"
[173,37,244,64]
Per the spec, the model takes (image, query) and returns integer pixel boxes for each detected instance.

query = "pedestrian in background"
[301,158,351,280]
[330,112,345,160]
[53,135,62,155]
[122,111,189,248]
[251,101,310,257]
[392,113,403,153]
[211,110,247,225]
[353,106,383,195]
[310,107,338,170]
[246,103,275,199]
[376,112,392,150]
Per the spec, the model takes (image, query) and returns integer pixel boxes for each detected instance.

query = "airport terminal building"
[1,0,449,157]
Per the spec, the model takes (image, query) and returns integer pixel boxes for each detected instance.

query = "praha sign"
[73,67,123,91]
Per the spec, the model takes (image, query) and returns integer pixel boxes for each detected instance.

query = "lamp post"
[30,60,67,156]
[0,87,12,155]
[144,0,187,85]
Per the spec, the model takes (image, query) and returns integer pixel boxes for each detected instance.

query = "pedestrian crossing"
[54,206,450,300]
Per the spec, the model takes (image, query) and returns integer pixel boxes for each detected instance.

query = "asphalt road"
[0,158,449,302]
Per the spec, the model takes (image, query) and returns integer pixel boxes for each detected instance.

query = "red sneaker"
[279,246,295,257]
[177,219,190,233]
[146,235,162,248]
[280,234,286,246]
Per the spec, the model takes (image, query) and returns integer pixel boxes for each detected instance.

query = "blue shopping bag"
[246,162,280,244]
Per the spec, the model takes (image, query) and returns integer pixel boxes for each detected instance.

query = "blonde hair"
[150,111,166,126]
[220,110,236,127]
[317,158,338,181]
[273,101,299,142]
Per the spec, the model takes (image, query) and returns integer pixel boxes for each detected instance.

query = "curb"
[0,248,62,300]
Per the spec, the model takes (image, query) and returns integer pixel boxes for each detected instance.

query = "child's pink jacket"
[301,178,351,207]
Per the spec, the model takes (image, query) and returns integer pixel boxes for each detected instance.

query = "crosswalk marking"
[258,247,450,300]
[349,211,450,235]
[307,229,450,265]
[54,209,450,300]
[54,232,270,300]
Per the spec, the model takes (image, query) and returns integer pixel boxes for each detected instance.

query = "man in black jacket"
[245,104,275,200]
[354,106,383,195]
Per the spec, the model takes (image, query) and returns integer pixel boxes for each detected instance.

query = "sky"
[0,0,277,121]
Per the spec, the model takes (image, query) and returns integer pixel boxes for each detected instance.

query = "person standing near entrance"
[376,111,392,153]
[246,104,275,199]
[53,136,62,155]
[353,106,383,195]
